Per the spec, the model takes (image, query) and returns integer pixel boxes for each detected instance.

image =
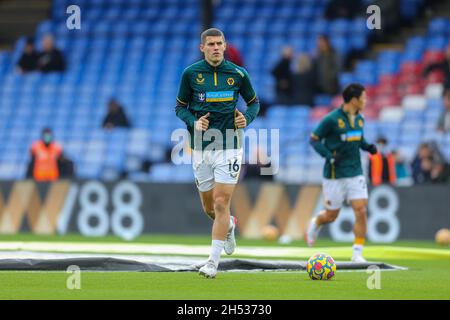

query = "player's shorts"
[322,175,368,210]
[192,148,243,192]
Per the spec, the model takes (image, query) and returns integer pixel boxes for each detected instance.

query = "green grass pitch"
[0,234,448,300]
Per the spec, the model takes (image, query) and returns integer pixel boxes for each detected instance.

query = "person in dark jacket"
[292,54,315,106]
[37,34,66,73]
[271,46,294,105]
[313,35,340,95]
[423,44,450,91]
[16,37,39,73]
[102,98,131,129]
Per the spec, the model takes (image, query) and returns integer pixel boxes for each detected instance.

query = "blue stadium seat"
[428,18,449,36]
[314,95,332,106]
[329,19,350,35]
[426,36,448,50]
[311,19,328,35]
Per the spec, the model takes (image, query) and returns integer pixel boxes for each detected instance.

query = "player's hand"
[367,144,378,155]
[235,110,247,129]
[195,113,210,131]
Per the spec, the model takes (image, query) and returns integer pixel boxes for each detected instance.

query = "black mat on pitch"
[0,258,170,272]
[0,257,404,272]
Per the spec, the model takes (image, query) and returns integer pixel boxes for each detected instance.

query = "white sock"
[209,240,224,267]
[309,217,320,233]
[313,217,319,230]
[352,244,363,257]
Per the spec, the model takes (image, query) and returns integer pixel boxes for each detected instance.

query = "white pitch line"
[0,241,347,258]
[0,242,447,260]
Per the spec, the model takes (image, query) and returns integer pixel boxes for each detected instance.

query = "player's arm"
[175,69,196,128]
[309,117,334,161]
[360,136,377,155]
[238,68,260,126]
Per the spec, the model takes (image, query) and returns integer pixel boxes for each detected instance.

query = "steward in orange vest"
[368,137,396,186]
[27,128,63,182]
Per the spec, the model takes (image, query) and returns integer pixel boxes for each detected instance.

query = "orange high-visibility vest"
[31,141,62,182]
[369,152,396,186]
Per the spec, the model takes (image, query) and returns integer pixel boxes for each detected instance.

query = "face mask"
[43,133,53,144]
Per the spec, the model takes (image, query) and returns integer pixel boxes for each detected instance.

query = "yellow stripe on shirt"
[176,97,188,105]
[246,94,257,105]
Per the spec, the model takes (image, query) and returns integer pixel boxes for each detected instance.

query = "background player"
[175,28,260,278]
[307,83,377,263]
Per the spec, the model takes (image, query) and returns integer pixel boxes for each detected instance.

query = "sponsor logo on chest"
[204,91,234,102]
[340,130,363,142]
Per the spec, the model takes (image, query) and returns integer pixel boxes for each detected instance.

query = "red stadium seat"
[379,74,399,87]
[365,85,378,99]
[400,62,423,76]
[398,72,419,85]
[374,94,401,107]
[423,50,445,65]
[401,82,425,95]
[377,82,397,95]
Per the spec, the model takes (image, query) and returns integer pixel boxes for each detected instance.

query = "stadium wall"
[0,180,448,242]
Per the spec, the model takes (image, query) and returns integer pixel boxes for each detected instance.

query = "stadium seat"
[402,95,427,111]
[379,108,404,122]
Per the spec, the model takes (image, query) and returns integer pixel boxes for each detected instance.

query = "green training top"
[175,59,259,150]
[311,106,372,179]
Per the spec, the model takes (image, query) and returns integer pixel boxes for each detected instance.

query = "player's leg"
[212,182,235,241]
[198,149,242,278]
[315,208,341,224]
[348,175,369,262]
[211,148,241,255]
[191,189,216,271]
[198,189,215,220]
[306,179,344,246]
[350,198,368,262]
[199,182,236,278]
[192,149,215,220]
[191,150,220,274]
[306,208,340,246]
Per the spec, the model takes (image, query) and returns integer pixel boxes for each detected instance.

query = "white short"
[322,175,368,210]
[192,149,243,192]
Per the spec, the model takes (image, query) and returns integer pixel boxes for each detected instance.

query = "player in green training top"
[175,28,260,278]
[307,84,377,263]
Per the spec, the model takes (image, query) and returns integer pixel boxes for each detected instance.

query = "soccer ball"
[307,253,336,280]
[435,228,450,246]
